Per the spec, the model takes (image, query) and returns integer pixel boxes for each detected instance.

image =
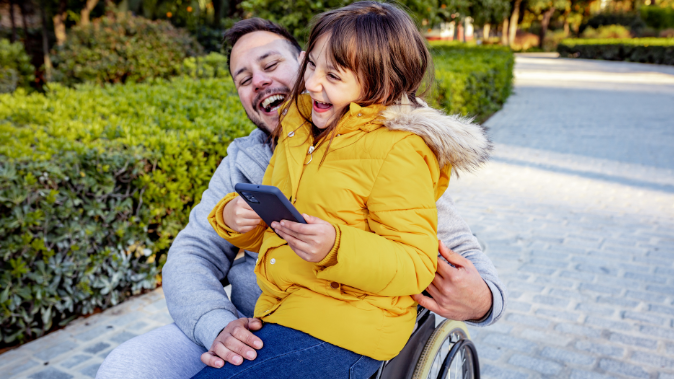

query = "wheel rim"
[426,328,470,379]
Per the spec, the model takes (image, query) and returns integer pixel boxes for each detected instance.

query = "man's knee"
[97,323,206,379]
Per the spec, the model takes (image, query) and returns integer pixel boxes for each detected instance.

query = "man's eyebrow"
[233,66,248,78]
[234,51,283,78]
[258,51,282,62]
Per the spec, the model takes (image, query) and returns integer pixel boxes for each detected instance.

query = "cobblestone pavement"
[455,56,674,379]
[2,56,673,379]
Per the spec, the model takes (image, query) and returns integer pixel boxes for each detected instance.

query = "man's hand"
[412,241,492,321]
[271,214,336,263]
[200,318,263,368]
[224,196,263,233]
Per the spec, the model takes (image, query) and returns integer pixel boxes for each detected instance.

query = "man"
[97,18,505,379]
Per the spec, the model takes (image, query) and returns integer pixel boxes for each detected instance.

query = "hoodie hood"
[380,95,492,173]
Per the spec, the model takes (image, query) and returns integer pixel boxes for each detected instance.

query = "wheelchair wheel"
[411,320,479,379]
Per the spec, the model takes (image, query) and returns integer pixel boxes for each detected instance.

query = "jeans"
[191,323,382,379]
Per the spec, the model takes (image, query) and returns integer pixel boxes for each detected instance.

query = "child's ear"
[298,51,306,64]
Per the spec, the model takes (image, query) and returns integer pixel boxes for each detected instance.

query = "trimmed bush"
[0,77,252,346]
[641,7,674,31]
[430,43,514,122]
[557,38,674,65]
[580,12,644,34]
[581,24,632,39]
[0,39,35,93]
[51,14,203,86]
[182,52,229,79]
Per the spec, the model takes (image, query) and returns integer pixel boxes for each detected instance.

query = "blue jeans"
[191,323,382,379]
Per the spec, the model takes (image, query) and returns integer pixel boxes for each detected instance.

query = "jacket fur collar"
[380,95,492,173]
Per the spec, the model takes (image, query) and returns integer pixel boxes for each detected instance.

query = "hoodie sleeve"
[316,135,439,296]
[436,193,507,326]
[162,155,242,350]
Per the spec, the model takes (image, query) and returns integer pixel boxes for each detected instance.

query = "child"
[195,2,490,378]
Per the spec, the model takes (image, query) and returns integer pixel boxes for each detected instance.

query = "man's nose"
[252,72,272,90]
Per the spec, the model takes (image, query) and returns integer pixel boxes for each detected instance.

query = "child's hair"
[275,1,434,153]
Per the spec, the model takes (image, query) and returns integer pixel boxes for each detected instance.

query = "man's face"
[230,31,301,133]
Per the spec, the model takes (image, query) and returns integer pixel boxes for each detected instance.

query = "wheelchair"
[370,306,480,379]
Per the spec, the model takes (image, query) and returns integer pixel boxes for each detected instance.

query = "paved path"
[2,56,674,379]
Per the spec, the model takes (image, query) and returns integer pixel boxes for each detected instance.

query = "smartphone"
[234,183,307,230]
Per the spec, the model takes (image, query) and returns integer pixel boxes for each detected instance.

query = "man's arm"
[162,156,242,350]
[414,192,507,326]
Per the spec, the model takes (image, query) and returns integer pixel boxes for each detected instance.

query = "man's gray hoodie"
[163,129,506,350]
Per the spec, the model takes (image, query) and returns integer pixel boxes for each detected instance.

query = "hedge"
[0,44,513,346]
[0,78,252,345]
[52,14,203,86]
[0,39,35,93]
[557,38,674,65]
[429,43,514,122]
[640,7,674,31]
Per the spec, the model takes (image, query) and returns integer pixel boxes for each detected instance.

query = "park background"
[1,0,674,378]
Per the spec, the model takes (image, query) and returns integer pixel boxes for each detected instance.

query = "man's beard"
[246,87,291,135]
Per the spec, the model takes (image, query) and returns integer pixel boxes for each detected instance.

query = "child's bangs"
[313,26,360,77]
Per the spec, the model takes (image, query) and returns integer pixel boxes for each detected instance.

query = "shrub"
[429,43,514,122]
[0,77,252,346]
[581,24,632,39]
[640,6,674,31]
[557,38,674,65]
[579,12,644,34]
[182,52,229,79]
[0,39,35,93]
[51,13,203,86]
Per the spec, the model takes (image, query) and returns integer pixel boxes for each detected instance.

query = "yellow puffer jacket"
[208,94,491,360]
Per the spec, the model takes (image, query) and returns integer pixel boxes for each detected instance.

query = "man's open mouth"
[259,94,286,114]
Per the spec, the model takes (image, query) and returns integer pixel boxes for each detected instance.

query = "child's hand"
[224,196,263,233]
[271,214,336,263]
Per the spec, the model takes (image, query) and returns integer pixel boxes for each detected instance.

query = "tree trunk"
[40,0,52,81]
[212,0,224,27]
[80,0,100,26]
[501,18,509,45]
[538,6,556,49]
[53,0,68,46]
[9,0,17,42]
[508,0,522,46]
[483,23,491,39]
[228,0,239,17]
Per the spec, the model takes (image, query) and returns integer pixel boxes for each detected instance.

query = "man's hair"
[223,18,302,73]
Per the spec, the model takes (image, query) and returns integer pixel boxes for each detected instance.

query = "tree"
[528,0,569,48]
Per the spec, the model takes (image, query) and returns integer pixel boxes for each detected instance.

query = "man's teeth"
[261,94,285,110]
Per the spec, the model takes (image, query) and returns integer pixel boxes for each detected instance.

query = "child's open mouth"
[313,99,333,113]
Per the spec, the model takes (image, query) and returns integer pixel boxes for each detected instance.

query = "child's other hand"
[271,214,336,263]
[224,196,262,233]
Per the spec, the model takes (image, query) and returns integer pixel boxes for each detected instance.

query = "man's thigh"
[96,323,206,379]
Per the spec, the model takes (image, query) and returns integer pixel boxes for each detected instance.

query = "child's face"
[304,34,362,129]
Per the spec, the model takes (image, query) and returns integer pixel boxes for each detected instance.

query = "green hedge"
[0,77,252,345]
[557,38,674,65]
[0,39,35,93]
[430,43,514,122]
[0,44,513,346]
[52,14,203,86]
[640,7,674,31]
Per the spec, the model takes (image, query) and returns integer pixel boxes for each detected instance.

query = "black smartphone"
[234,183,307,229]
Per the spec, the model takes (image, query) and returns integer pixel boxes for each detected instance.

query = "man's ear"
[298,51,306,63]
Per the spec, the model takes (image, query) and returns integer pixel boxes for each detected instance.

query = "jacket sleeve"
[316,136,438,296]
[162,155,242,350]
[436,193,507,326]
[206,151,277,252]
